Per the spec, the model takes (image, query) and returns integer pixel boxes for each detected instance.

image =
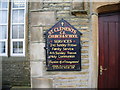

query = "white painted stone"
[30,61,43,77]
[31,77,53,88]
[30,43,45,60]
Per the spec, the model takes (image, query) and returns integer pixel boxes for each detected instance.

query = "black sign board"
[44,19,82,71]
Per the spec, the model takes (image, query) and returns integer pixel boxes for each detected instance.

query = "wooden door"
[98,12,120,88]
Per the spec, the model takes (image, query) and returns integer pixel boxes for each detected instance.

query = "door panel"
[98,12,119,88]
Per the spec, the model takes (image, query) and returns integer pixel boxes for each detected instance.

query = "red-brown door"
[98,12,120,88]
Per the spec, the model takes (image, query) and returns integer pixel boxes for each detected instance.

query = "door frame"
[98,11,119,88]
[89,2,120,88]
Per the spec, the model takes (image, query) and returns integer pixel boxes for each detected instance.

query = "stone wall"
[2,57,30,86]
[29,0,91,88]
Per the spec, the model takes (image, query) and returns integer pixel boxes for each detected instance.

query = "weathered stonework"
[1,0,119,88]
[72,0,84,10]
[29,0,90,88]
[30,12,56,26]
[2,57,30,86]
[30,2,43,10]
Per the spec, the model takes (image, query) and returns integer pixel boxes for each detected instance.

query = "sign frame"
[44,19,82,71]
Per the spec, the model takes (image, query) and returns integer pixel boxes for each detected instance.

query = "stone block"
[72,0,84,10]
[31,27,43,42]
[31,77,53,88]
[30,61,43,77]
[30,1,43,10]
[30,12,56,26]
[81,55,89,58]
[44,0,60,2]
[30,43,45,60]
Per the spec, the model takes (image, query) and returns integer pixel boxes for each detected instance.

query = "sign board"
[44,19,82,71]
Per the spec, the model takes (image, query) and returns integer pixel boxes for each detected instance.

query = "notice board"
[44,19,82,71]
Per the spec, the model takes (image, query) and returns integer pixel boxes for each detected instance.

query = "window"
[0,0,8,56]
[0,0,26,56]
